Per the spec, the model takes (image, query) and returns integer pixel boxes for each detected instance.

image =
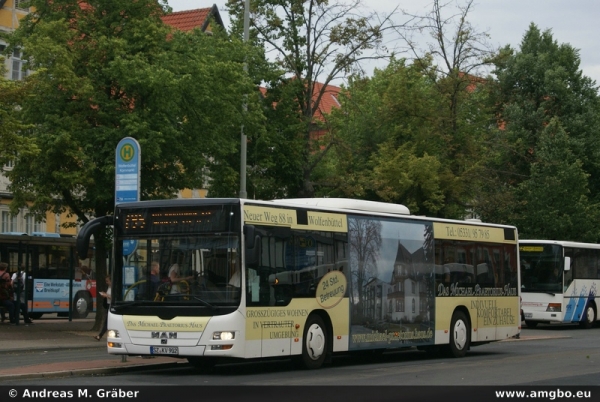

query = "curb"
[0,361,183,381]
[501,335,571,342]
[0,344,106,355]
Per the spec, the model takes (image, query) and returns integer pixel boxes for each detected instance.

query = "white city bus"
[77,198,521,370]
[520,240,599,328]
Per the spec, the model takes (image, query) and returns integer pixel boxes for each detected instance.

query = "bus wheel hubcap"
[76,297,88,314]
[306,324,325,360]
[453,320,467,350]
[586,307,595,323]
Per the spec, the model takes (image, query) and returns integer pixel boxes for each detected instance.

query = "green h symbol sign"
[120,144,135,162]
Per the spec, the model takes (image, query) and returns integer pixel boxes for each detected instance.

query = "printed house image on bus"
[351,218,434,349]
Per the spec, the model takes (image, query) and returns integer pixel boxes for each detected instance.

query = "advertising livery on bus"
[0,232,96,319]
[77,198,521,370]
[520,239,599,328]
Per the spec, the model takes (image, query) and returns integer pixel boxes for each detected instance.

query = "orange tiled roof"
[259,81,341,122]
[312,81,341,122]
[161,5,223,32]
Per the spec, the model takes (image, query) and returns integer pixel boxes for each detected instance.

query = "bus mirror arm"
[564,256,571,271]
[244,225,256,249]
[76,216,114,259]
[245,235,261,268]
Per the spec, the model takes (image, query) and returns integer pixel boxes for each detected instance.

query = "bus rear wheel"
[448,311,470,358]
[579,304,596,329]
[72,291,91,319]
[300,315,328,369]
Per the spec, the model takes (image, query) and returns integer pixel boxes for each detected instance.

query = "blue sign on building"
[115,137,141,204]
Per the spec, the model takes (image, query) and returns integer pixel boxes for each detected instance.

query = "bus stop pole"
[69,247,74,321]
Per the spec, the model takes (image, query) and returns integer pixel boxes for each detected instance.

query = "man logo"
[151,332,177,339]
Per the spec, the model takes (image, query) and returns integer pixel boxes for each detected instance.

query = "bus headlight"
[108,330,119,338]
[546,303,561,312]
[213,331,235,340]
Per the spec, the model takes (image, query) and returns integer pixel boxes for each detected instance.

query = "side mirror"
[244,225,256,249]
[76,216,114,259]
[564,256,571,272]
[244,225,260,268]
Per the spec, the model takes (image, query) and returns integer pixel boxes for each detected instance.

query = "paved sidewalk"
[0,317,180,380]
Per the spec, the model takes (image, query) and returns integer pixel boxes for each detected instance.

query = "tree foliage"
[5,0,260,328]
[325,58,452,216]
[0,72,38,170]
[6,0,259,219]
[513,119,600,241]
[479,24,600,240]
[227,0,400,197]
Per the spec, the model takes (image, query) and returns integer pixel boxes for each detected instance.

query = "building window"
[11,49,28,81]
[1,211,17,233]
[25,215,41,234]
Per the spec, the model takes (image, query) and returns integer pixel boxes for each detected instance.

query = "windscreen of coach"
[115,206,241,306]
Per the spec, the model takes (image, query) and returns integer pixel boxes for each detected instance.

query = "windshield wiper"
[191,296,215,309]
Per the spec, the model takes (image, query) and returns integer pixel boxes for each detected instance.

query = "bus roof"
[2,232,62,238]
[272,198,410,215]
[519,239,600,250]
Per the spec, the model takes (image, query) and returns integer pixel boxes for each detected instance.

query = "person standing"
[12,267,33,324]
[95,275,111,340]
[149,261,160,295]
[168,263,192,294]
[0,262,15,324]
[138,261,161,300]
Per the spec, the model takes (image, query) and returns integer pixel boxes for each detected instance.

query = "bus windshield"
[114,204,241,309]
[520,243,563,293]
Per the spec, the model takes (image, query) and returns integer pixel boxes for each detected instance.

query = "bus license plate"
[150,346,179,355]
[524,313,532,319]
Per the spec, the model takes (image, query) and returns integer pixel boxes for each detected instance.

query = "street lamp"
[239,0,250,199]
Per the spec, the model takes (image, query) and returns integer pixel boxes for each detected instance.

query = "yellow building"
[0,0,29,80]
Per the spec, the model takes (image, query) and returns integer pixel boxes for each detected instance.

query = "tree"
[325,58,450,216]
[6,0,259,328]
[227,0,400,198]
[326,0,497,218]
[480,24,600,240]
[398,0,496,218]
[513,119,600,242]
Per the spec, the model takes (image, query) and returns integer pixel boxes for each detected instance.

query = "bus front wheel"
[448,311,470,358]
[580,304,596,329]
[300,315,328,369]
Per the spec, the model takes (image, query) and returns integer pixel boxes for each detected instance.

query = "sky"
[166,0,600,86]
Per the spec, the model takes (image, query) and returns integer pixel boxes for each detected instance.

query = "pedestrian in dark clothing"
[0,262,15,324]
[95,275,111,341]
